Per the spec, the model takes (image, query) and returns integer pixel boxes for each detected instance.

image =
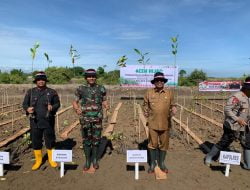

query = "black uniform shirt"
[23,87,60,128]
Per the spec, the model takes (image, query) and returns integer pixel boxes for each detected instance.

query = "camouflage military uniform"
[74,84,106,146]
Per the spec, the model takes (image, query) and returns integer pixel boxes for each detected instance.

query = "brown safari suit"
[143,87,174,151]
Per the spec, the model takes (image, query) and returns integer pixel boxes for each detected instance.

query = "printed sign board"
[120,65,178,87]
[52,150,72,162]
[199,81,241,92]
[0,152,10,164]
[127,150,147,163]
[219,151,241,165]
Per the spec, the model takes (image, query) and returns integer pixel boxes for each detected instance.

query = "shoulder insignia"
[231,97,239,104]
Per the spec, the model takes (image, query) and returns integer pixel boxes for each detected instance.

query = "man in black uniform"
[23,72,60,170]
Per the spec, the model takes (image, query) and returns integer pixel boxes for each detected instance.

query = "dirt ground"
[1,85,250,190]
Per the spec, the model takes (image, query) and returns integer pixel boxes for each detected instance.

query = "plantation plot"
[0,86,250,190]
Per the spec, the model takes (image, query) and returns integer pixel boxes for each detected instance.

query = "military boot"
[204,145,220,166]
[92,145,99,169]
[83,145,91,171]
[148,149,157,173]
[243,149,250,170]
[158,150,168,173]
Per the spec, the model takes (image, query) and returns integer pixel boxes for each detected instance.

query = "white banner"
[199,81,241,92]
[120,65,178,87]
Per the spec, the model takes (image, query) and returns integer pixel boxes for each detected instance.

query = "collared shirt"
[74,84,106,120]
[143,87,174,130]
[224,91,250,131]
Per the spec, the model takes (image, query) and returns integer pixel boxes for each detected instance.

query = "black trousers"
[216,125,250,150]
[31,127,56,150]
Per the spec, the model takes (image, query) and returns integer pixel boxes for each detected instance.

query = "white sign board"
[219,151,241,165]
[127,150,147,163]
[52,150,72,162]
[120,65,178,87]
[0,152,10,164]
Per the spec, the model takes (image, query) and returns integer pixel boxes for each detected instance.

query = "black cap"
[242,76,250,90]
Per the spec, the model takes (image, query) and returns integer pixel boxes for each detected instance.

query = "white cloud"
[115,31,151,40]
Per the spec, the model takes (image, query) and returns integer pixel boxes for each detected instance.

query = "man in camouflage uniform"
[73,69,108,171]
[23,72,60,170]
[143,72,177,173]
[205,77,250,169]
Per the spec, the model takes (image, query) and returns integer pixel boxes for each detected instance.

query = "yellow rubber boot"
[47,149,57,168]
[32,150,42,170]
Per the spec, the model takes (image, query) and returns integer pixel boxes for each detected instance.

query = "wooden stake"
[0,127,30,148]
[186,116,189,144]
[11,105,14,134]
[56,115,59,133]
[6,89,9,105]
[179,106,183,131]
[176,103,223,128]
[172,117,210,152]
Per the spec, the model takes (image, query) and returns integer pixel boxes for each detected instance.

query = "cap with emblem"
[84,69,97,78]
[33,71,49,83]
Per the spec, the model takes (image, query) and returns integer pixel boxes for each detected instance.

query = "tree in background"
[179,69,186,78]
[97,66,105,77]
[69,66,84,77]
[0,72,10,83]
[188,69,207,85]
[45,67,74,84]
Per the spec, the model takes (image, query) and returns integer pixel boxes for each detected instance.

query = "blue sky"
[0,0,249,77]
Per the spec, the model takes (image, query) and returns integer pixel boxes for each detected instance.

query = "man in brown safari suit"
[143,72,177,173]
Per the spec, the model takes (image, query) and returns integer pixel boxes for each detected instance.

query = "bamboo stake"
[56,114,59,133]
[172,117,210,152]
[0,127,30,148]
[56,105,73,115]
[179,106,183,131]
[176,103,223,128]
[138,113,141,142]
[60,120,80,139]
[0,115,26,127]
[112,92,115,107]
[1,93,3,113]
[0,103,20,110]
[110,102,123,124]
[103,102,123,137]
[186,116,189,144]
[137,105,149,138]
[6,89,9,105]
[195,102,223,113]
[11,104,14,134]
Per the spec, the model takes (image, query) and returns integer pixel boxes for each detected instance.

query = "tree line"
[0,67,245,86]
